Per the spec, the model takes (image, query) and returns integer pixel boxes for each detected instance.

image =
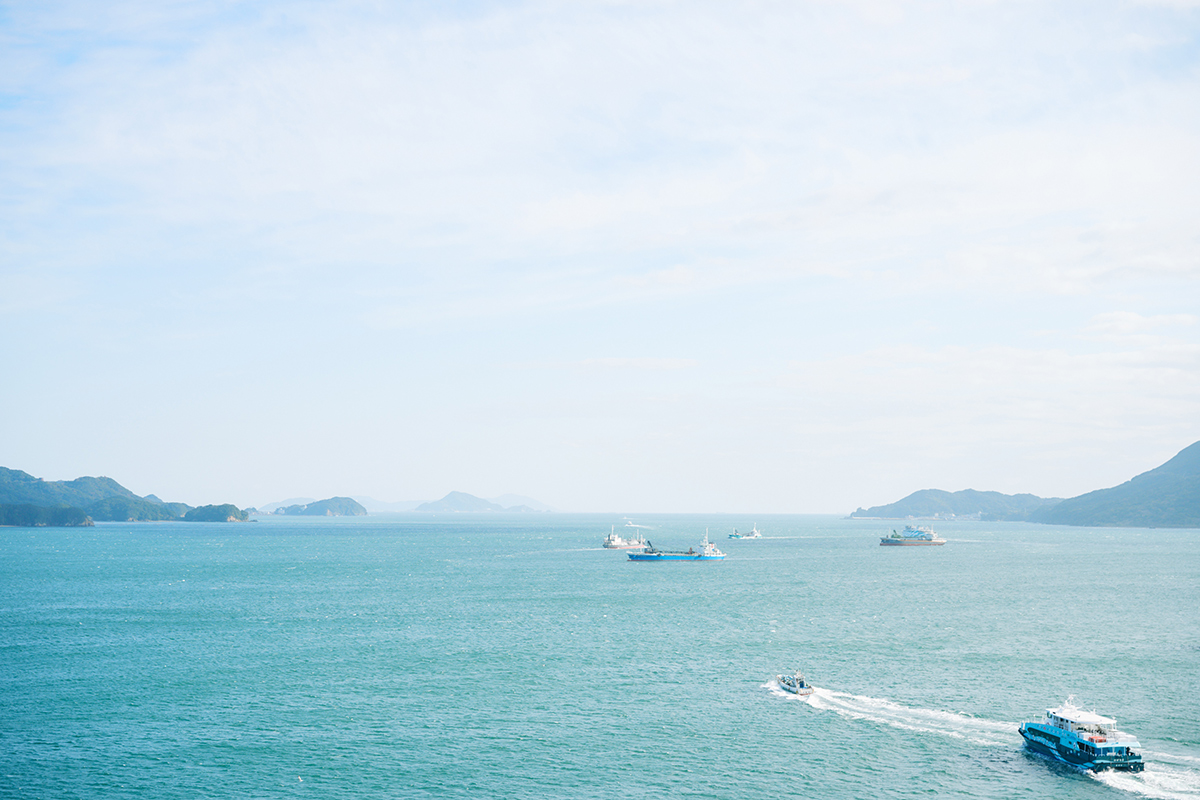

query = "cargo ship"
[628,532,726,561]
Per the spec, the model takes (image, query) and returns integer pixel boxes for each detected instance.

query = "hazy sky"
[2,1,1198,512]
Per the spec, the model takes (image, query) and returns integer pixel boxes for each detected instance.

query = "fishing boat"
[628,532,726,561]
[728,523,762,539]
[777,670,815,697]
[602,525,647,550]
[879,525,946,546]
[1019,697,1144,772]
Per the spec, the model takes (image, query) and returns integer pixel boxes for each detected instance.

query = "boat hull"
[628,553,725,561]
[1019,725,1144,773]
[879,540,945,546]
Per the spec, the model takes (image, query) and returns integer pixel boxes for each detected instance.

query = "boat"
[776,670,815,696]
[880,525,946,546]
[602,525,647,550]
[628,531,726,561]
[728,523,762,539]
[1018,697,1144,772]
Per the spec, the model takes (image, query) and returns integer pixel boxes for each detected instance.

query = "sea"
[2,514,1198,799]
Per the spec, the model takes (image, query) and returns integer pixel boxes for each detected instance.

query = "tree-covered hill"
[0,467,139,507]
[1029,441,1200,527]
[184,504,249,522]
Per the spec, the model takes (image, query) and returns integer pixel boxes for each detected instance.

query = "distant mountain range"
[414,491,544,513]
[852,440,1200,528]
[272,497,367,517]
[851,489,1061,521]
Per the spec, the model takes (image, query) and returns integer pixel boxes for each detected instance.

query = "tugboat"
[729,523,762,539]
[628,532,726,561]
[1018,697,1144,772]
[776,670,815,697]
[880,525,946,546]
[602,525,647,550]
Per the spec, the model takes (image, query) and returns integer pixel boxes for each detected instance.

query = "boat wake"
[801,688,1018,747]
[1094,752,1200,800]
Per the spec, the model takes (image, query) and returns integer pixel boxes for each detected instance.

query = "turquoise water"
[2,515,1199,799]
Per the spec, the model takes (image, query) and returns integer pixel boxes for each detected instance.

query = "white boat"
[777,670,815,696]
[729,523,762,539]
[602,525,647,550]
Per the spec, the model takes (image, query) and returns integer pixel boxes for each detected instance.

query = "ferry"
[1018,697,1144,772]
[777,670,815,697]
[602,525,647,550]
[880,525,946,546]
[729,523,762,539]
[628,532,726,561]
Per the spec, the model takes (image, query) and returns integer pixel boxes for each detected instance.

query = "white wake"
[799,687,1018,746]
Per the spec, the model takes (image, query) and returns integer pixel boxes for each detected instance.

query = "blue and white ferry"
[880,525,946,546]
[1019,697,1144,772]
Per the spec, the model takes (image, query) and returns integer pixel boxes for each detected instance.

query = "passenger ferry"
[628,532,726,561]
[880,525,946,546]
[776,670,815,697]
[1018,697,1144,772]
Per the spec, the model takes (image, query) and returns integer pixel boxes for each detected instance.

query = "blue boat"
[628,532,726,561]
[1019,697,1144,772]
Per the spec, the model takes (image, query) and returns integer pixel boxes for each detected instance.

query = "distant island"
[0,467,248,526]
[415,491,541,513]
[851,489,1061,521]
[853,440,1200,528]
[273,497,367,516]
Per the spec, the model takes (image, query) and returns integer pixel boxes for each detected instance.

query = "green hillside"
[184,504,249,522]
[0,504,94,527]
[1029,441,1200,527]
[86,496,189,522]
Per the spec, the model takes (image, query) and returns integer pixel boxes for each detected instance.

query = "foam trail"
[802,687,1019,746]
[1093,762,1200,800]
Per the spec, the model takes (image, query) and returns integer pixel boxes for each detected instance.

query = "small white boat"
[777,670,815,696]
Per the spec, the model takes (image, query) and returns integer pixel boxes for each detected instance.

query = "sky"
[2,0,1199,513]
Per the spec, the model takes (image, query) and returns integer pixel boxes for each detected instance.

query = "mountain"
[1029,441,1200,527]
[851,489,1061,521]
[416,491,506,512]
[0,467,139,507]
[275,497,367,516]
